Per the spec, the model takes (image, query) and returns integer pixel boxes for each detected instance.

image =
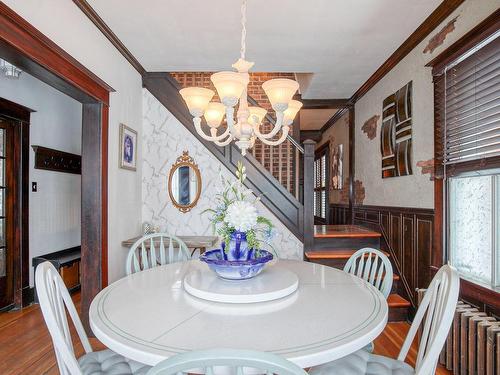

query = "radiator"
[416,291,500,374]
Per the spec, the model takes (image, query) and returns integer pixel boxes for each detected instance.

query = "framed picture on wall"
[331,144,343,190]
[119,123,137,171]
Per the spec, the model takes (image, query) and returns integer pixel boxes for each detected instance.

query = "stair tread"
[388,294,411,308]
[305,249,390,260]
[314,225,382,239]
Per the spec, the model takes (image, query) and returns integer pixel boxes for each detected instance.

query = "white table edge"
[90,260,389,368]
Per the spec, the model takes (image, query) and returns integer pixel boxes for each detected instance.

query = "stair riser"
[388,307,409,322]
[312,237,380,250]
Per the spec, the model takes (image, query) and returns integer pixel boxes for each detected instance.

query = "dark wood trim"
[314,141,329,155]
[0,97,34,122]
[0,105,30,309]
[348,107,355,224]
[1,2,111,329]
[19,119,29,308]
[81,103,103,331]
[0,2,114,104]
[100,105,109,288]
[299,130,322,143]
[350,0,465,103]
[445,156,500,178]
[426,8,500,74]
[72,0,146,76]
[301,99,349,109]
[460,278,500,314]
[32,146,82,174]
[353,204,435,216]
[352,204,436,308]
[320,107,349,133]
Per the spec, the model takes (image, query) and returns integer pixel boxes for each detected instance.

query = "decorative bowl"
[199,249,273,280]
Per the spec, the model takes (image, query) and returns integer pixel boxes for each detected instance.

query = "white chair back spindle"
[146,348,308,375]
[343,248,393,298]
[126,233,190,275]
[398,264,459,375]
[35,261,91,375]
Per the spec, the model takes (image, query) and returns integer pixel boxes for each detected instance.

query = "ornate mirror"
[168,151,202,213]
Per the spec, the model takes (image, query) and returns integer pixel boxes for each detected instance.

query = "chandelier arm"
[193,117,231,142]
[256,125,290,146]
[252,111,284,139]
[210,125,231,140]
[213,133,235,147]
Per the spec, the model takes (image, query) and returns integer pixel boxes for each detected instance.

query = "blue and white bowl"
[200,249,273,280]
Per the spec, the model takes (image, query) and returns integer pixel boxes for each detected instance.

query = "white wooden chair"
[35,261,151,375]
[309,264,460,375]
[344,248,393,299]
[146,348,308,375]
[126,233,191,275]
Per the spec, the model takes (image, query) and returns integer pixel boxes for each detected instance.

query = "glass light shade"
[203,102,226,128]
[262,79,299,111]
[248,106,267,125]
[210,71,246,104]
[179,87,215,117]
[283,100,303,125]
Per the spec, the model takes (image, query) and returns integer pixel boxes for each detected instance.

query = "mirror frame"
[168,151,202,213]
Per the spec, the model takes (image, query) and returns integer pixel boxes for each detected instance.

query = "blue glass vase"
[224,231,253,261]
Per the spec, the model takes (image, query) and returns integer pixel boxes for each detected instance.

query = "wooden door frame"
[0,98,31,310]
[0,2,113,329]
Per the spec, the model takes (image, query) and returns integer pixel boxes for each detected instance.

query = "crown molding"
[350,0,465,103]
[320,0,466,133]
[72,0,146,76]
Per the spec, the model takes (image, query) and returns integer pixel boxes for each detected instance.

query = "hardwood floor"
[0,293,450,374]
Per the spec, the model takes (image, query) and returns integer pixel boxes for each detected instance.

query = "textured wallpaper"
[142,89,303,259]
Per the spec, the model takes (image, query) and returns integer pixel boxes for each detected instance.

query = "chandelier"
[179,0,302,156]
[0,59,22,79]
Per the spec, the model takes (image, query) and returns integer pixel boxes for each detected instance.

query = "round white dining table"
[89,260,388,369]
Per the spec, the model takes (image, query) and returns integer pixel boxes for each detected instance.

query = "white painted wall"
[0,72,82,286]
[354,0,499,209]
[3,0,144,283]
[142,90,303,260]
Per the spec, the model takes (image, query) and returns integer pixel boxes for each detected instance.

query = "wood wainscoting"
[330,203,437,309]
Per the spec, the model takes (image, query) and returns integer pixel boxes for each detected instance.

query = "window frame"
[314,143,329,223]
[430,9,500,311]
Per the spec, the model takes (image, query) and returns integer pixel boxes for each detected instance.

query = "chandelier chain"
[240,0,247,59]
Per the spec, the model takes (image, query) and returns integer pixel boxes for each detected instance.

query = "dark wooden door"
[0,116,16,309]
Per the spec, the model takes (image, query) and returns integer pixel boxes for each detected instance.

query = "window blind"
[443,32,500,165]
[313,153,327,219]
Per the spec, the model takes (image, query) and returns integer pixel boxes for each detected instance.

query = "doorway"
[0,2,111,329]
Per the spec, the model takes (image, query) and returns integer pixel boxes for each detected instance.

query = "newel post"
[302,139,316,257]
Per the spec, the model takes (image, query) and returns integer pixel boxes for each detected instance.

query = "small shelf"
[32,145,81,174]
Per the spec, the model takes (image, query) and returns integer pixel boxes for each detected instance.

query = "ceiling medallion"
[179,0,302,156]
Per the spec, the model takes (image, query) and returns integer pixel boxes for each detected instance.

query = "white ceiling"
[300,109,338,130]
[87,0,441,98]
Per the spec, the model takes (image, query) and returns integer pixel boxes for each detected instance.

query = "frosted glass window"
[449,175,492,284]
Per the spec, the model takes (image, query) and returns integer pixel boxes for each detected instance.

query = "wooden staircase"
[305,225,411,322]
